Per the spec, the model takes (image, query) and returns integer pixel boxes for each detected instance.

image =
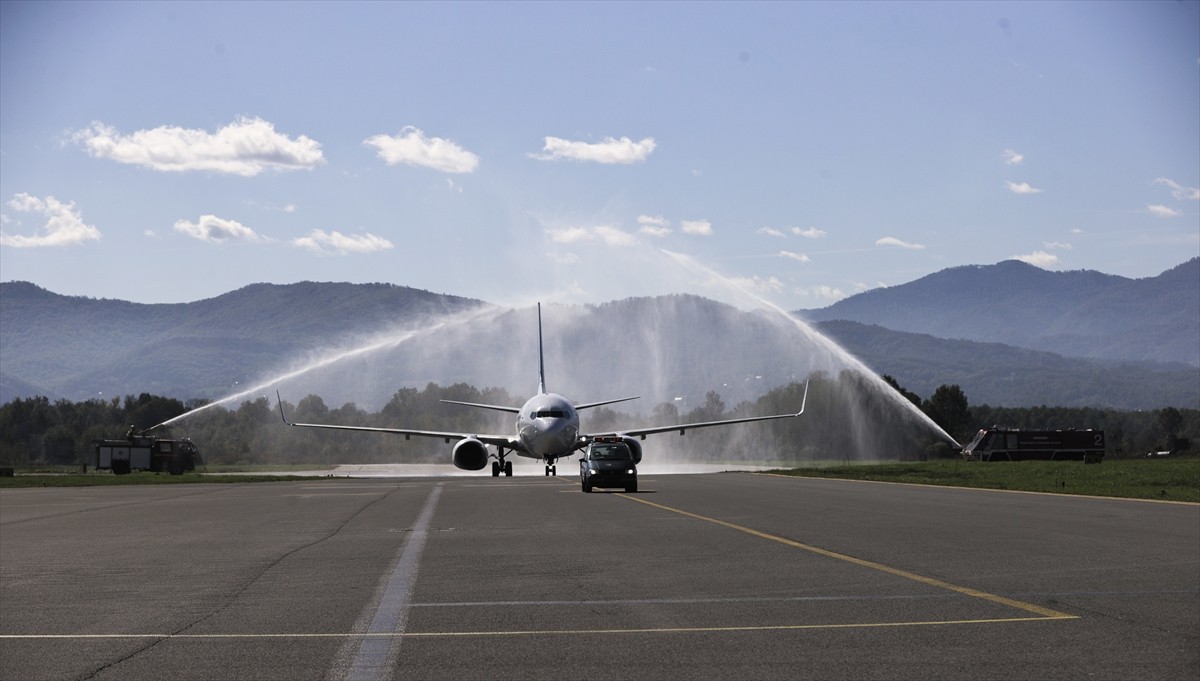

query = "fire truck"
[89,433,201,475]
[961,427,1105,464]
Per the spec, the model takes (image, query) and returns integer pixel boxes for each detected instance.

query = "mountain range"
[801,258,1199,367]
[1,258,1196,410]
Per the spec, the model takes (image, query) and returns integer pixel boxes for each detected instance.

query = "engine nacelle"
[452,438,489,471]
[623,437,643,465]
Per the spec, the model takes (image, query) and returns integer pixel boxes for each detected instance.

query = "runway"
[2,472,1197,680]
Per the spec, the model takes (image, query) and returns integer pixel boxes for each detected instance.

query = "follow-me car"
[580,435,638,493]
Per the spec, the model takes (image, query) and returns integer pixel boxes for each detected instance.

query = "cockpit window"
[535,409,566,418]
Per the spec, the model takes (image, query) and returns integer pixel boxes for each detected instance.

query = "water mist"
[147,305,505,432]
[659,249,960,449]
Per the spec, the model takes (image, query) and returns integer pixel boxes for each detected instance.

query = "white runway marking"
[329,483,442,681]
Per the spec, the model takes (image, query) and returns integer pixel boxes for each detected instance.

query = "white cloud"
[1044,241,1073,250]
[1014,250,1059,268]
[638,215,671,237]
[729,275,784,293]
[71,117,324,176]
[593,225,636,246]
[680,219,712,236]
[0,193,101,247]
[779,250,811,263]
[291,229,394,255]
[244,200,298,213]
[364,126,479,174]
[546,226,592,243]
[1005,181,1044,194]
[546,225,636,246]
[1147,203,1182,218]
[174,215,268,243]
[757,227,786,238]
[529,136,656,164]
[875,236,926,250]
[792,227,827,238]
[1154,177,1200,200]
[1002,148,1024,165]
[795,285,845,301]
[1071,228,1084,234]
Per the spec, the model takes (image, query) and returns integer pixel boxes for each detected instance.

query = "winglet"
[536,302,547,395]
[796,379,809,416]
[276,390,295,426]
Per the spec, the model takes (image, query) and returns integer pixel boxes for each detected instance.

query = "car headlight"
[627,469,634,475]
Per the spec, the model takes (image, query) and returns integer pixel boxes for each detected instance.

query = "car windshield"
[590,444,631,460]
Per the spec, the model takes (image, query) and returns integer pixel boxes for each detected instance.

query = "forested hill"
[0,281,487,403]
[813,320,1197,410]
[801,258,1199,366]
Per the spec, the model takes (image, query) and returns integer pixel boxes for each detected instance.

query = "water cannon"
[141,422,167,436]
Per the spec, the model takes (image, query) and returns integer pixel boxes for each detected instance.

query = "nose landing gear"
[491,449,513,477]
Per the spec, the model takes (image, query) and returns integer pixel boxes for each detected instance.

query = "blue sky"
[2,1,1197,308]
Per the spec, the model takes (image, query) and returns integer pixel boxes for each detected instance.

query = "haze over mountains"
[1,258,1196,410]
[801,258,1199,367]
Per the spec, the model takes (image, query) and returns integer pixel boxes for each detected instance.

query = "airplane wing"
[277,393,523,451]
[438,399,520,414]
[575,396,640,410]
[589,380,808,441]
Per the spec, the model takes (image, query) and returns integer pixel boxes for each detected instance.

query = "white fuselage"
[515,392,580,460]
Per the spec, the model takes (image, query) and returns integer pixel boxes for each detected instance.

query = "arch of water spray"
[147,306,504,432]
[147,252,958,466]
[659,249,959,449]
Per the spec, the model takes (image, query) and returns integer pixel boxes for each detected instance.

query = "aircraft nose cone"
[530,421,577,456]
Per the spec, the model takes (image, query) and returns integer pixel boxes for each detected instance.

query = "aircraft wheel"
[504,460,513,477]
[491,462,500,477]
[625,481,637,493]
[551,465,557,476]
[582,480,592,493]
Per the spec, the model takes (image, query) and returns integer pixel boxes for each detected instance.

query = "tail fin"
[537,302,547,395]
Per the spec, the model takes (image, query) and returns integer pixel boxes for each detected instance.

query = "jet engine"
[623,437,643,465]
[452,438,489,471]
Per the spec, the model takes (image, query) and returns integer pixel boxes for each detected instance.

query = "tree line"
[1,375,1195,467]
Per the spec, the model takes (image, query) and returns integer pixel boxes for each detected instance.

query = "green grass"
[198,463,336,473]
[5,459,1198,502]
[770,458,1200,503]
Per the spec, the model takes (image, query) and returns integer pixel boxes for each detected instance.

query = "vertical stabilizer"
[537,303,547,394]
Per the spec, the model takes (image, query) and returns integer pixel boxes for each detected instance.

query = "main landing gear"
[491,449,513,477]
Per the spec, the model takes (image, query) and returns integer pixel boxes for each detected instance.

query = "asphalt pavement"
[2,472,1197,680]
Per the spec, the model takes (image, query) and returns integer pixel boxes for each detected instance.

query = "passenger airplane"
[278,303,808,477]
